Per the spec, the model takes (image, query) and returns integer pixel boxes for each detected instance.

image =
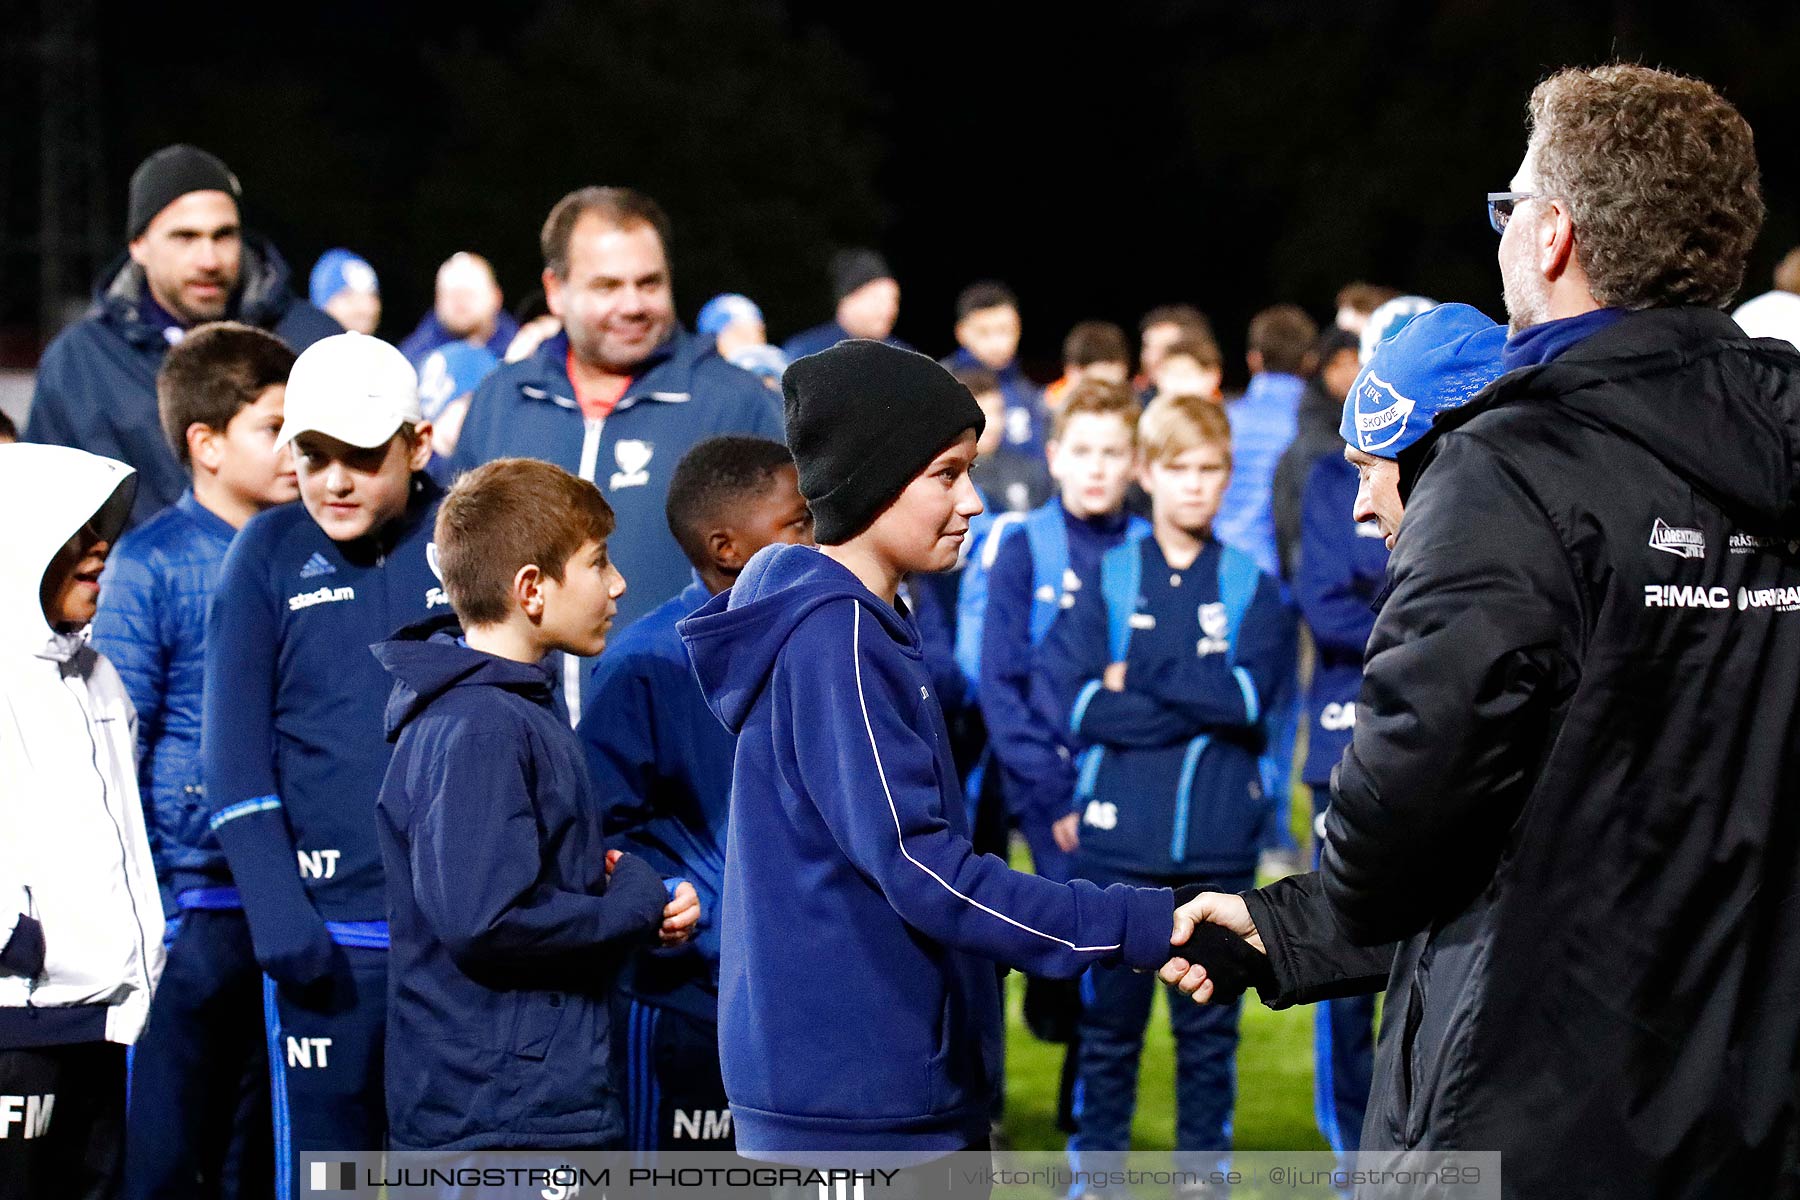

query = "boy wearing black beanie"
[680,340,1183,1169]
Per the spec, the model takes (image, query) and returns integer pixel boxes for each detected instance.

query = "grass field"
[996,819,1333,1156]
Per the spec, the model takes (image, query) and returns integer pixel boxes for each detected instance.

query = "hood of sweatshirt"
[373,614,558,740]
[0,444,137,661]
[678,543,920,735]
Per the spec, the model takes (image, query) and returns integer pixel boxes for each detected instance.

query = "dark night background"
[6,0,1800,387]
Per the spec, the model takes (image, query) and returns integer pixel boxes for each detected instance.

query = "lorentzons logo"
[288,586,355,612]
[1737,585,1800,612]
[1648,519,1706,560]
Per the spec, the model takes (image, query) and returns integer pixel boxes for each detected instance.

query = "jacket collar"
[93,232,298,349]
[514,328,703,414]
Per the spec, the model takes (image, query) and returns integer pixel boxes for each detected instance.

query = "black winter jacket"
[1252,308,1800,1198]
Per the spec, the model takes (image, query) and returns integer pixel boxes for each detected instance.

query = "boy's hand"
[660,881,700,946]
[1103,662,1128,692]
[250,912,339,992]
[1051,812,1081,853]
[605,849,623,876]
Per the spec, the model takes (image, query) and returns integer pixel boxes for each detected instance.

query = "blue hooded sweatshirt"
[678,544,1173,1161]
[579,578,729,1022]
[24,240,341,529]
[373,620,668,1150]
[1215,371,1309,577]
[1294,455,1388,788]
[450,329,783,723]
[204,477,445,987]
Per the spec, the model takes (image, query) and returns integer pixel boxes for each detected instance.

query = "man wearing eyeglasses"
[1160,63,1800,1197]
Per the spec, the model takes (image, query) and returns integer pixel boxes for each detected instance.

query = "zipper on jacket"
[65,672,153,1002]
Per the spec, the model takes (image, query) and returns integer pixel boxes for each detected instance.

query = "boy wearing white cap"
[202,333,442,1194]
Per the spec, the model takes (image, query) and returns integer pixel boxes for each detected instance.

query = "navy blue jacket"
[1046,535,1294,878]
[204,478,446,978]
[679,544,1172,1161]
[1294,455,1387,788]
[450,329,783,721]
[25,239,340,529]
[976,504,1147,830]
[397,310,521,368]
[943,347,1046,460]
[90,492,238,911]
[781,321,913,362]
[579,579,728,1022]
[374,621,667,1150]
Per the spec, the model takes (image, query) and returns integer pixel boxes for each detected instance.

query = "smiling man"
[450,187,783,724]
[25,145,340,529]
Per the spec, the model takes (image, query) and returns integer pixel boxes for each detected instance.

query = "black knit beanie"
[830,248,894,303]
[783,340,985,545]
[127,145,241,239]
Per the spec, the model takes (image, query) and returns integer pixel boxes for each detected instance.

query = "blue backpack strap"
[1022,503,1071,647]
[1216,542,1264,724]
[953,510,1028,684]
[1097,540,1144,664]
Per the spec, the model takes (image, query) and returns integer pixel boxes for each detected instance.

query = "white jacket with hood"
[0,444,165,1045]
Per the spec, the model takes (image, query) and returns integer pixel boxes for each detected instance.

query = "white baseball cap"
[276,332,422,451]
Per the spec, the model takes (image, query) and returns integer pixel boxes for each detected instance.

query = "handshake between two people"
[1161,890,1272,1005]
[605,849,701,947]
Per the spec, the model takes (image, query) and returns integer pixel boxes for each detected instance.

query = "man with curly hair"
[1162,64,1800,1196]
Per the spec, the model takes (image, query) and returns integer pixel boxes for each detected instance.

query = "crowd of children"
[2,247,1424,1197]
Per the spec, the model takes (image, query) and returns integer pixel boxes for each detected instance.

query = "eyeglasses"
[1487,191,1554,235]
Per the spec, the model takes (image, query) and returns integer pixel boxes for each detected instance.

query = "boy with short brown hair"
[374,456,694,1151]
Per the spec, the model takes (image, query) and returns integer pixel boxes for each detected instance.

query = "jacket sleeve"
[22,339,77,448]
[579,651,660,844]
[1045,571,1199,750]
[1134,575,1296,733]
[788,599,1174,977]
[976,532,1078,820]
[1295,460,1381,656]
[408,727,666,978]
[1322,435,1580,945]
[447,374,503,478]
[91,542,169,813]
[203,534,333,987]
[1241,869,1394,1008]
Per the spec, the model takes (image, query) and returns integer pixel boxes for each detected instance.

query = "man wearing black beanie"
[780,248,909,361]
[25,144,339,528]
[679,340,1189,1173]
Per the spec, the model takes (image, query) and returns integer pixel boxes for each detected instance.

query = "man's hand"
[1163,892,1267,1004]
[660,881,700,947]
[1102,662,1128,692]
[1052,812,1081,853]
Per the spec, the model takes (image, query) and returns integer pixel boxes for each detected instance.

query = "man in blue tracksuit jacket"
[1291,451,1388,1158]
[580,435,813,1151]
[1043,394,1294,1176]
[447,187,783,727]
[25,146,339,529]
[204,335,446,1197]
[680,341,1176,1167]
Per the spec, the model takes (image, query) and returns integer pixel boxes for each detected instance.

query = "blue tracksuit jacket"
[942,347,1046,460]
[579,579,729,1021]
[373,620,668,1150]
[91,491,239,912]
[204,477,446,938]
[24,239,340,529]
[679,543,1173,1161]
[1294,454,1388,788]
[396,310,521,368]
[449,329,783,722]
[1045,535,1294,877]
[1214,371,1308,577]
[973,503,1148,831]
